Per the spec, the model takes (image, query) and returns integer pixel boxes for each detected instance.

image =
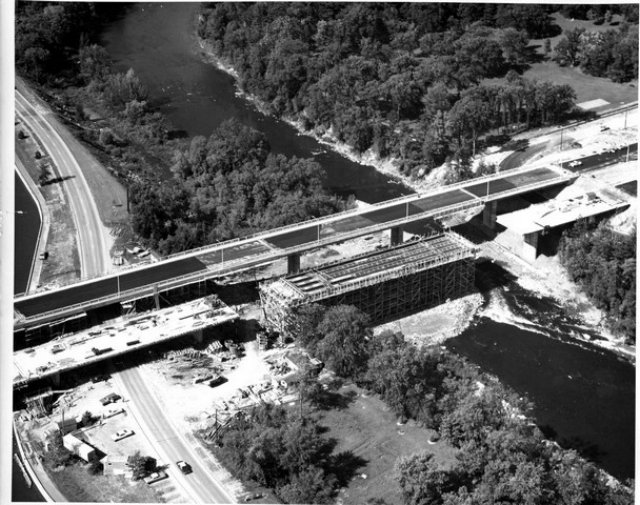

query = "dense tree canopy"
[554,25,638,82]
[130,118,344,254]
[289,304,633,505]
[214,404,339,504]
[198,3,581,176]
[559,222,636,342]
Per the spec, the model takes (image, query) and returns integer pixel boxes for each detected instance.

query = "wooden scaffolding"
[259,232,477,337]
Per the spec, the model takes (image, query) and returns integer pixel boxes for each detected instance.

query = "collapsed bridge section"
[259,232,478,337]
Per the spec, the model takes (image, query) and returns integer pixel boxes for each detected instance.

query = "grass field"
[487,12,637,109]
[47,463,164,503]
[316,383,458,505]
[527,12,637,106]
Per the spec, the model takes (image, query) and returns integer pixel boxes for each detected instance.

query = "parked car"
[111,429,134,442]
[568,160,582,167]
[103,407,125,419]
[91,374,111,383]
[100,393,121,405]
[144,470,168,484]
[176,460,192,474]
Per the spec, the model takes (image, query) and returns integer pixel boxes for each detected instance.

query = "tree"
[38,164,51,186]
[127,451,157,480]
[499,28,530,66]
[81,411,95,427]
[396,452,458,505]
[316,305,370,379]
[277,466,336,504]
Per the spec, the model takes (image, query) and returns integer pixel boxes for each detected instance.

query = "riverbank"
[197,37,635,361]
[197,40,427,192]
[13,420,65,502]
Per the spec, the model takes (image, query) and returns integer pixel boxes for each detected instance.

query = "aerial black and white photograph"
[2,1,637,504]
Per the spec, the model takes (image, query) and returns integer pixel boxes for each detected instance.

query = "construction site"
[259,230,478,337]
[12,296,238,389]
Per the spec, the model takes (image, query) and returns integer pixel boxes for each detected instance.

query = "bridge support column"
[522,231,539,263]
[50,372,60,387]
[287,253,301,275]
[193,329,203,343]
[390,225,404,246]
[153,286,160,310]
[483,201,497,229]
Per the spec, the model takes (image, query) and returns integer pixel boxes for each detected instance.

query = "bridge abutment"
[522,231,539,262]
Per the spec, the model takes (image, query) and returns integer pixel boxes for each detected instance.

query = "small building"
[62,433,96,462]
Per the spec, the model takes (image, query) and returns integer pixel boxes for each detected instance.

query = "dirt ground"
[375,292,484,347]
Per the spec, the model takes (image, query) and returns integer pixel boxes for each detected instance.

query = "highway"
[115,365,235,504]
[14,164,576,326]
[15,86,110,280]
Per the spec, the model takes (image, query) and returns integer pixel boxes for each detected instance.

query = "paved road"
[15,165,573,323]
[15,87,109,280]
[116,365,235,504]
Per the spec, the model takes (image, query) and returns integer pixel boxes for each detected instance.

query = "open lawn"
[316,383,458,505]
[487,12,637,109]
[523,62,636,108]
[47,463,163,503]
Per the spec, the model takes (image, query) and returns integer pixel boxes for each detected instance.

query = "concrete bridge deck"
[14,164,575,329]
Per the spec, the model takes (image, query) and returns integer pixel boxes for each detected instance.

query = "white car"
[144,470,168,484]
[568,160,582,167]
[111,429,134,442]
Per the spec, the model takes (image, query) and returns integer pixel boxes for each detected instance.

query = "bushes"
[214,405,339,503]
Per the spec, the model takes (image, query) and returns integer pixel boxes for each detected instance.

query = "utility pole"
[559,128,564,151]
[626,143,630,163]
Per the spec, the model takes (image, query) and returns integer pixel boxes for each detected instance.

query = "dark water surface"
[14,172,40,295]
[101,2,413,203]
[447,318,635,481]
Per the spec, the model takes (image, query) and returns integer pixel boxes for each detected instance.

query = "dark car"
[100,393,121,405]
[176,460,192,474]
[91,374,111,383]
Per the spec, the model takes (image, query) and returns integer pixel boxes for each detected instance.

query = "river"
[100,2,413,203]
[11,3,633,499]
[14,172,40,296]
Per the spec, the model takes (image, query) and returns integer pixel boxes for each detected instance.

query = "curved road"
[115,365,235,504]
[15,87,109,280]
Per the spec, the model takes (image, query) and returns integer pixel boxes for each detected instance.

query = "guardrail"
[15,166,576,326]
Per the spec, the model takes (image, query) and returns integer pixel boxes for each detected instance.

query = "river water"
[14,173,40,296]
[100,2,412,203]
[11,3,634,499]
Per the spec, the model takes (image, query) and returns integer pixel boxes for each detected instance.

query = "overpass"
[14,164,576,332]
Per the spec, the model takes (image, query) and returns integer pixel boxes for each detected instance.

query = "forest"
[213,304,634,504]
[15,2,345,253]
[130,119,345,254]
[197,3,636,176]
[559,222,636,343]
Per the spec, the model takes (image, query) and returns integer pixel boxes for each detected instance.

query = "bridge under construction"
[14,164,575,340]
[260,231,477,336]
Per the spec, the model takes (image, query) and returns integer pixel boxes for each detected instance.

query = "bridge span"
[14,164,576,331]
